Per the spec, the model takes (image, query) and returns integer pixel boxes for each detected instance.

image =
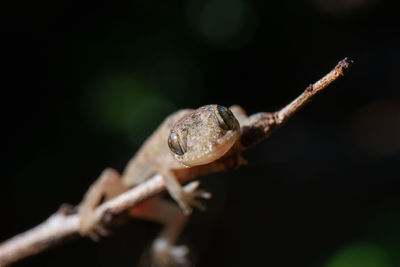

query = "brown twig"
[0,175,166,267]
[239,57,352,147]
[0,58,353,266]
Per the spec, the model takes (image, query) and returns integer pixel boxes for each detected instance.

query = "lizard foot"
[78,207,110,241]
[180,180,212,214]
[152,238,190,267]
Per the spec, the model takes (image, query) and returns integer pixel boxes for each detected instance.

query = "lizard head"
[168,105,240,167]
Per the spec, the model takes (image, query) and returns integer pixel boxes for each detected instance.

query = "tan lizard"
[78,104,248,266]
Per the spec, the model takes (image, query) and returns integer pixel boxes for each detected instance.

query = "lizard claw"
[152,238,190,267]
[180,181,212,214]
[78,207,109,241]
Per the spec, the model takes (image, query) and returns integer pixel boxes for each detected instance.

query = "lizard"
[78,104,248,266]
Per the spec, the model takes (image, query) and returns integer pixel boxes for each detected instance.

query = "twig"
[275,57,352,124]
[0,175,166,267]
[0,58,353,266]
[239,57,352,147]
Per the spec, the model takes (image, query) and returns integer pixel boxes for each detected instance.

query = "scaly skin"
[78,104,244,266]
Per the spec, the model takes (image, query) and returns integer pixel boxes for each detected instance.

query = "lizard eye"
[216,105,235,130]
[168,131,186,155]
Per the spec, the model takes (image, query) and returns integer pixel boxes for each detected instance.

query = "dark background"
[1,0,400,266]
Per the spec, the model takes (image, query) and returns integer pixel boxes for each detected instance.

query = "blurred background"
[1,0,399,266]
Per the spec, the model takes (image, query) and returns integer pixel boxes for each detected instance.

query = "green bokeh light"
[324,242,393,267]
[85,73,174,144]
[187,0,256,48]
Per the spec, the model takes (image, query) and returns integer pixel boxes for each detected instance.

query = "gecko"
[78,104,248,266]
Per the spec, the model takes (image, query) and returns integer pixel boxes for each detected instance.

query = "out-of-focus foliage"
[187,0,257,48]
[324,242,392,267]
[84,73,174,144]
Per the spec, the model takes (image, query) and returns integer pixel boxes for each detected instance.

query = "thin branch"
[0,175,166,267]
[0,58,353,267]
[239,57,352,147]
[275,58,352,125]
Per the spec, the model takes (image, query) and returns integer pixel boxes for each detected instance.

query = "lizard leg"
[129,197,189,267]
[78,168,127,240]
[158,167,211,215]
